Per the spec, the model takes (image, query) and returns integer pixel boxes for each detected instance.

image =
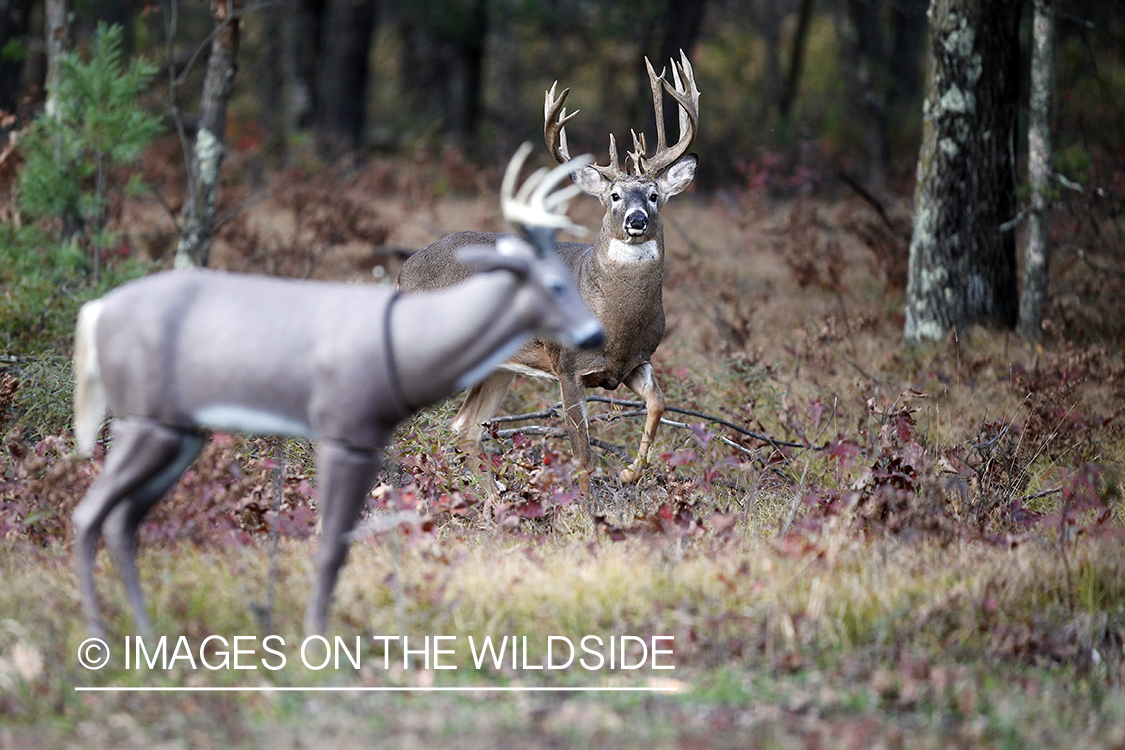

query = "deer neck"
[573,225,667,374]
[591,218,664,265]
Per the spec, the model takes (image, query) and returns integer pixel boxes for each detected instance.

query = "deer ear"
[657,153,697,199]
[572,165,610,198]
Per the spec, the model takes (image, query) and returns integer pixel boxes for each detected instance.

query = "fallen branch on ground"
[489,396,816,455]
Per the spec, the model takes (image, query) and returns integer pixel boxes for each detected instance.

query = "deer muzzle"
[624,209,649,236]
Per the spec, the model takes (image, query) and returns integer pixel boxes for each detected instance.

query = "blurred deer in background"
[398,51,699,495]
[71,144,602,636]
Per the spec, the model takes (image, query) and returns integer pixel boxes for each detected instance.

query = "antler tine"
[599,132,622,178]
[671,51,699,147]
[501,143,591,243]
[646,57,667,155]
[628,130,646,174]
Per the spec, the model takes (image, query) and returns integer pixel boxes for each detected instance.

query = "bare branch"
[491,396,813,452]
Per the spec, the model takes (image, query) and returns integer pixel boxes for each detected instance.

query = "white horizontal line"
[75,685,677,693]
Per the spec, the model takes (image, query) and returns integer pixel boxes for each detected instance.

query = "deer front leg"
[619,362,665,484]
[557,371,592,495]
[306,440,381,635]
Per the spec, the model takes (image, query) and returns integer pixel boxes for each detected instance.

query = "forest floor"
[2,150,1124,748]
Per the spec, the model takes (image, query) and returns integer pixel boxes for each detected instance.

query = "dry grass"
[2,530,1125,747]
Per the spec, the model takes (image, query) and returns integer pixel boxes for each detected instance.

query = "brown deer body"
[398,52,699,491]
[71,148,601,636]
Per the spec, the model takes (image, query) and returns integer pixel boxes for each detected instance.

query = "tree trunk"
[44,0,82,246]
[314,0,377,160]
[779,0,814,119]
[904,0,1021,343]
[174,0,242,270]
[842,0,889,190]
[1018,0,1056,342]
[655,0,707,73]
[0,0,33,118]
[292,0,325,130]
[888,0,928,105]
[641,0,707,144]
[397,0,487,147]
[43,0,71,120]
[760,0,783,116]
[260,0,288,156]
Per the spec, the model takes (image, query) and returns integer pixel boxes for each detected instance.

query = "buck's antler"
[633,50,700,175]
[501,141,592,247]
[544,50,699,179]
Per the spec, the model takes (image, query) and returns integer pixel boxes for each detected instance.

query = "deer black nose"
[625,210,648,235]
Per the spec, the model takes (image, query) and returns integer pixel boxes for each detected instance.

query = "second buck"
[398,52,699,493]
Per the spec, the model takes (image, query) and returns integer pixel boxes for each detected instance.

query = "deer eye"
[649,193,658,202]
[610,193,621,202]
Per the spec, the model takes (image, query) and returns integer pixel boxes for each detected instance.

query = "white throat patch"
[606,239,658,264]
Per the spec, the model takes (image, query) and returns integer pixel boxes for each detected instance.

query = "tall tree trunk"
[453,0,487,145]
[655,0,707,72]
[760,0,814,120]
[842,0,889,190]
[761,0,783,116]
[888,0,928,105]
[293,0,325,130]
[779,0,814,119]
[904,0,1021,343]
[314,0,377,160]
[397,0,487,147]
[0,0,33,117]
[175,0,242,270]
[1018,0,1056,342]
[43,0,71,120]
[44,0,81,246]
[260,0,288,157]
[642,0,707,143]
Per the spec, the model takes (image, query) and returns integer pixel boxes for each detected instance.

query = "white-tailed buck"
[71,145,602,636]
[398,51,699,493]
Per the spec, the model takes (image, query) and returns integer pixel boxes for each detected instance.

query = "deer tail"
[73,300,108,455]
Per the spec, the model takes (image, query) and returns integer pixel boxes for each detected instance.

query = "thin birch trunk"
[44,0,70,121]
[174,0,241,270]
[1019,0,1056,341]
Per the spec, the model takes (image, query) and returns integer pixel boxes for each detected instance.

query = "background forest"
[1,1,1125,748]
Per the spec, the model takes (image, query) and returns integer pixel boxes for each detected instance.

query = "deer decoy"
[71,144,602,636]
[397,51,699,495]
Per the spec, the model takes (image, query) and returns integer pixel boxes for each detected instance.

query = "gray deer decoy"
[71,144,602,636]
[397,51,699,494]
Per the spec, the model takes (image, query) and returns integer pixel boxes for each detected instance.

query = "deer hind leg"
[73,418,203,636]
[306,440,382,635]
[619,362,665,485]
[450,370,514,512]
[557,371,592,496]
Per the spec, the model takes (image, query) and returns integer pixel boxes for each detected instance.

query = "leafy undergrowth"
[2,152,1125,746]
